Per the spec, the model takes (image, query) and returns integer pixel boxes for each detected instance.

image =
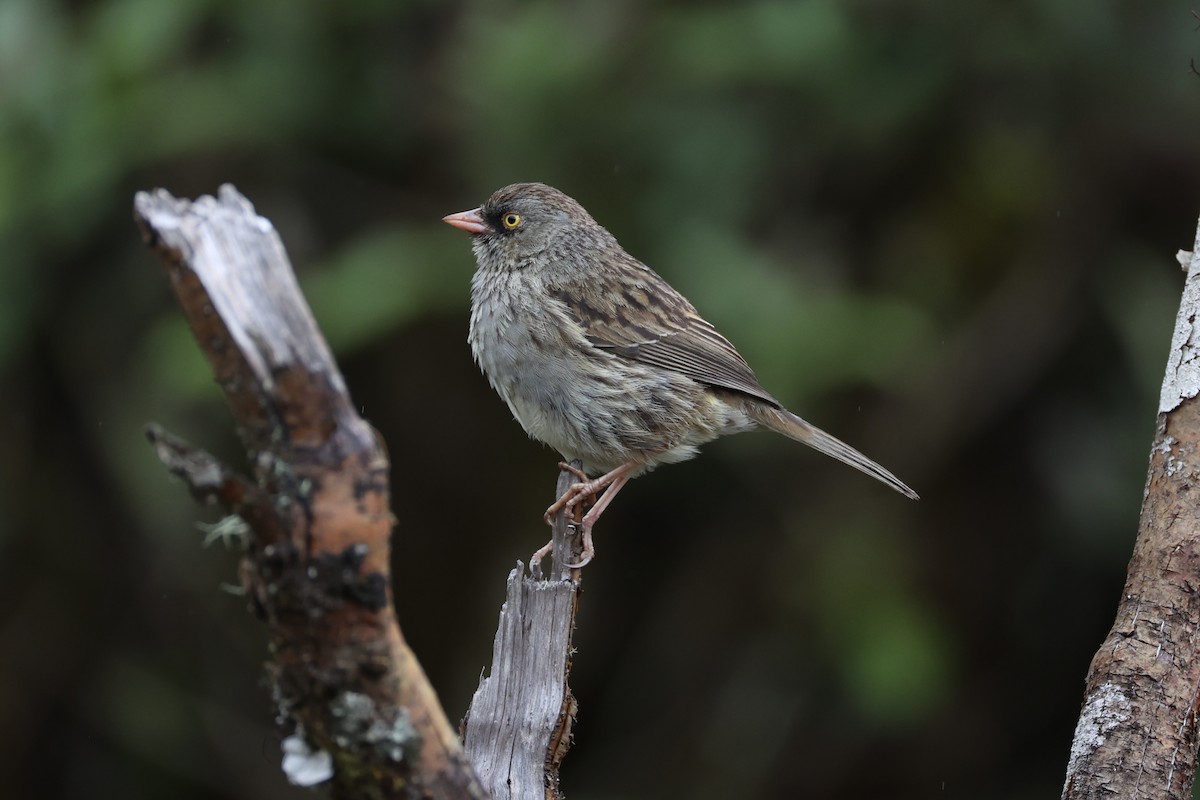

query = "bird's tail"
[745,404,919,500]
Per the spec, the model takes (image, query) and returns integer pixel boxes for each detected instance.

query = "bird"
[443,182,917,568]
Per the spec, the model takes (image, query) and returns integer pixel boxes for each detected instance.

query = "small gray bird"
[444,182,917,568]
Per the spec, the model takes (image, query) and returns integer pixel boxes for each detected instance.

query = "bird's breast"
[468,269,587,444]
[466,268,754,473]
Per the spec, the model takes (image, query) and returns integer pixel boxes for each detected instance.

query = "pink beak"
[442,207,488,235]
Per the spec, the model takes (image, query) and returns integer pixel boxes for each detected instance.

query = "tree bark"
[1063,218,1200,799]
[135,186,486,800]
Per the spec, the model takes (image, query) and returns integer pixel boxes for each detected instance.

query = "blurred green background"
[2,1,1198,798]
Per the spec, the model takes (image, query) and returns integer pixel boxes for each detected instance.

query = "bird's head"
[443,182,602,269]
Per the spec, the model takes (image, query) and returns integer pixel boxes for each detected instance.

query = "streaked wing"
[549,255,781,408]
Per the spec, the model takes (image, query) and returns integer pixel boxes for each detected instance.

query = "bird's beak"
[442,207,487,235]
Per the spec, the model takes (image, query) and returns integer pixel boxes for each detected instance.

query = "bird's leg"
[547,462,595,521]
[542,461,632,525]
[535,461,638,569]
[565,470,633,568]
[531,463,594,574]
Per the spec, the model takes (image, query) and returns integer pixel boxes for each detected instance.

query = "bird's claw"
[532,531,594,571]
[564,525,596,568]
[530,537,555,576]
[542,482,594,525]
[564,549,594,569]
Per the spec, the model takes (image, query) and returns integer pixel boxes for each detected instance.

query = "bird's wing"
[548,258,781,408]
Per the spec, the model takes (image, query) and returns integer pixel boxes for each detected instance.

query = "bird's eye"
[501,213,522,230]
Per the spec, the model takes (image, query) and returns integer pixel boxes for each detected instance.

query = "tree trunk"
[1063,218,1200,799]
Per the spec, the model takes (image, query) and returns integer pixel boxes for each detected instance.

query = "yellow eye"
[501,212,522,230]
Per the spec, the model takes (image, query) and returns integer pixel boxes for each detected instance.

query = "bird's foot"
[541,462,597,524]
[557,461,590,482]
[536,461,637,571]
[529,521,595,572]
[542,480,597,525]
[564,524,595,569]
[530,536,556,575]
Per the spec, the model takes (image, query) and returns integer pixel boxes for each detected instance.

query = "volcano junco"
[444,182,917,568]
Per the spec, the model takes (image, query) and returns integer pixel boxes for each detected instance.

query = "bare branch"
[135,186,485,800]
[462,465,585,799]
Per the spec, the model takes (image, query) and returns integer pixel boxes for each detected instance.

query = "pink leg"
[531,463,596,574]
[542,461,635,525]
[566,470,633,568]
[535,461,638,570]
